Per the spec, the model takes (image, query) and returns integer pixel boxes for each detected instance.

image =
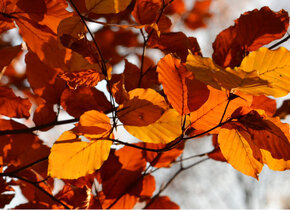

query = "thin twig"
[269,33,290,50]
[0,118,79,136]
[144,158,209,208]
[1,174,70,209]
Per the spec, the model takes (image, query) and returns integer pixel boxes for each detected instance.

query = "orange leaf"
[25,52,66,104]
[61,87,112,118]
[218,123,264,179]
[117,88,168,126]
[250,95,276,116]
[141,142,184,168]
[59,69,105,89]
[0,86,31,118]
[190,87,252,134]
[48,130,112,179]
[86,0,132,14]
[157,54,209,115]
[0,45,22,71]
[184,0,212,30]
[132,0,162,25]
[33,102,57,131]
[0,119,50,169]
[109,73,129,105]
[237,110,290,161]
[145,196,180,209]
[73,110,112,139]
[148,32,201,62]
[123,60,159,92]
[213,7,289,68]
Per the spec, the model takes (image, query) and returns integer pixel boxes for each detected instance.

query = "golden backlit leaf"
[261,149,290,171]
[48,131,112,179]
[157,54,209,115]
[236,47,290,97]
[117,88,168,126]
[186,53,269,92]
[73,110,112,139]
[86,0,132,14]
[218,123,263,179]
[124,109,185,144]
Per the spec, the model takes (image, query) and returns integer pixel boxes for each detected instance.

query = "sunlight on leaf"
[48,131,112,179]
[124,109,186,144]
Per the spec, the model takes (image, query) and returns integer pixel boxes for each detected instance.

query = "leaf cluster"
[0,0,290,208]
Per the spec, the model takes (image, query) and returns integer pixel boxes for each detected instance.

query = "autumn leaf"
[149,32,201,62]
[124,109,186,144]
[60,87,112,118]
[48,131,112,179]
[117,88,168,126]
[145,196,180,209]
[25,51,66,104]
[86,0,132,14]
[190,87,252,134]
[237,110,290,161]
[0,45,22,71]
[0,86,31,118]
[73,110,112,139]
[132,0,161,25]
[250,95,276,116]
[186,53,269,92]
[236,47,290,97]
[141,142,184,168]
[184,0,212,30]
[212,6,289,68]
[157,54,209,115]
[0,119,50,169]
[123,59,159,91]
[261,149,290,171]
[187,47,290,97]
[218,123,264,179]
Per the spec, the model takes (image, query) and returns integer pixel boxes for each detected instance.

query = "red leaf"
[184,0,212,30]
[0,86,31,118]
[61,87,112,118]
[213,7,289,68]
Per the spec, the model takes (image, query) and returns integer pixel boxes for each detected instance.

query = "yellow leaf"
[261,149,290,171]
[186,53,269,92]
[48,131,112,179]
[237,47,290,97]
[218,124,263,179]
[117,88,168,126]
[86,0,132,14]
[73,110,112,139]
[124,109,185,144]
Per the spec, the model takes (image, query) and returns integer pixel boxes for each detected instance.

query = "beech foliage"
[0,0,290,208]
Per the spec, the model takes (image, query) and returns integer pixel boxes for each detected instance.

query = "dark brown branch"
[3,156,48,175]
[137,0,169,87]
[0,118,79,136]
[69,0,118,129]
[3,174,70,209]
